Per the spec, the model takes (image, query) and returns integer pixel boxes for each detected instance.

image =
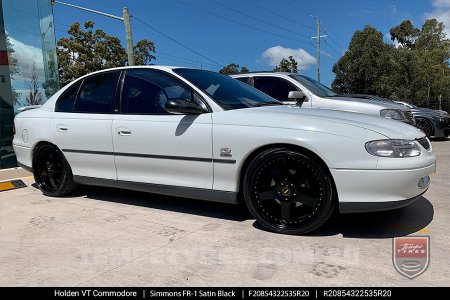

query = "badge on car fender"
[393,236,430,279]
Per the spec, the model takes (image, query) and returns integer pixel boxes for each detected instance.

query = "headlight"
[380,109,405,120]
[365,140,421,158]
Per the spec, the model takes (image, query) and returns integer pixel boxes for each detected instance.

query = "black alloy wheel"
[243,148,335,235]
[33,144,77,197]
[416,118,434,138]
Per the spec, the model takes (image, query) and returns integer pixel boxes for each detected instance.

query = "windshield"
[174,69,282,110]
[290,74,338,97]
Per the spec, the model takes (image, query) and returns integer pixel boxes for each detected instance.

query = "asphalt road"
[0,140,449,286]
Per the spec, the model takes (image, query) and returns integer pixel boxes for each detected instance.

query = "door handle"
[118,130,132,136]
[57,124,68,132]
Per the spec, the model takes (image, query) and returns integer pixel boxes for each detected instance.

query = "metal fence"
[429,98,450,113]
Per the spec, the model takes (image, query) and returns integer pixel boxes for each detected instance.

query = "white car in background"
[13,66,436,234]
[231,72,416,125]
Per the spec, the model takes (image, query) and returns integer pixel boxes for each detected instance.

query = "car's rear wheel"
[416,118,434,138]
[243,148,335,235]
[33,144,77,197]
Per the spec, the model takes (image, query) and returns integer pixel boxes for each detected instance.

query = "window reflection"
[0,0,59,168]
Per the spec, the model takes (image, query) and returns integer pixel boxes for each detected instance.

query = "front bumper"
[439,117,449,137]
[331,163,436,213]
[430,116,449,138]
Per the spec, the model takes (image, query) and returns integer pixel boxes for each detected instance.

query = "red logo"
[393,236,429,279]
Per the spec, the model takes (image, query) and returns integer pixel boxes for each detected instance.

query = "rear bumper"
[13,144,32,171]
[331,163,436,213]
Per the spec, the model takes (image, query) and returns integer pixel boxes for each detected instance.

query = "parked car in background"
[13,67,436,235]
[395,101,449,138]
[346,94,415,126]
[346,94,448,138]
[231,73,415,125]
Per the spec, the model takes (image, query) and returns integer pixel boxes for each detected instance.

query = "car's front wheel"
[416,118,434,138]
[243,148,336,235]
[33,144,77,197]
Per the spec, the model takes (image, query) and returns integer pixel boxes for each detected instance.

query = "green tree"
[42,51,59,99]
[219,63,250,75]
[332,25,391,95]
[389,20,420,49]
[57,21,156,86]
[25,64,43,105]
[134,39,156,65]
[390,19,450,106]
[274,56,298,73]
[240,66,250,73]
[332,20,450,109]
[5,35,20,104]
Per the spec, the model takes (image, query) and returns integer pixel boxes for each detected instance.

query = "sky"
[50,0,450,87]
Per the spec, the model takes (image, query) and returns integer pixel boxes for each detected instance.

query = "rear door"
[50,71,120,179]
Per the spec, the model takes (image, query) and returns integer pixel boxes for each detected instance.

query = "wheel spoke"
[280,202,293,221]
[258,189,277,201]
[54,177,62,185]
[40,170,49,178]
[294,192,318,207]
[269,163,291,183]
[49,177,57,189]
[47,151,56,162]
[292,170,306,184]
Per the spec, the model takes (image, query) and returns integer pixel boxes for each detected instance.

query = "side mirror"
[288,90,308,102]
[165,99,206,115]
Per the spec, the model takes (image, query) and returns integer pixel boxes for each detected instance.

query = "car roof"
[82,65,181,76]
[231,72,294,77]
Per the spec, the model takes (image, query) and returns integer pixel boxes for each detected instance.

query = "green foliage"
[57,21,156,86]
[25,64,43,106]
[240,66,250,73]
[332,19,450,108]
[219,63,250,75]
[5,35,20,104]
[133,39,156,66]
[274,56,298,73]
[42,51,60,99]
[389,20,420,49]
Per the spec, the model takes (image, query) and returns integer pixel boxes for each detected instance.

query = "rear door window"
[55,81,81,112]
[74,72,120,113]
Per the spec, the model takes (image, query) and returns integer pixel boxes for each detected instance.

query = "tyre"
[33,144,78,197]
[243,148,335,235]
[416,118,434,138]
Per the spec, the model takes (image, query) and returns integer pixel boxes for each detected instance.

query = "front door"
[112,69,213,189]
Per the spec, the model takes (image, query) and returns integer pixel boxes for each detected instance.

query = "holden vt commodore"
[13,66,436,234]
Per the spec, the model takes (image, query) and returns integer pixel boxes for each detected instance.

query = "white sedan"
[13,66,436,234]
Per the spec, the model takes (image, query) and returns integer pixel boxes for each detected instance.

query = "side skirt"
[73,175,239,204]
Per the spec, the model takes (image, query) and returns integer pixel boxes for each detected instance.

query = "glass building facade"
[0,0,58,168]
